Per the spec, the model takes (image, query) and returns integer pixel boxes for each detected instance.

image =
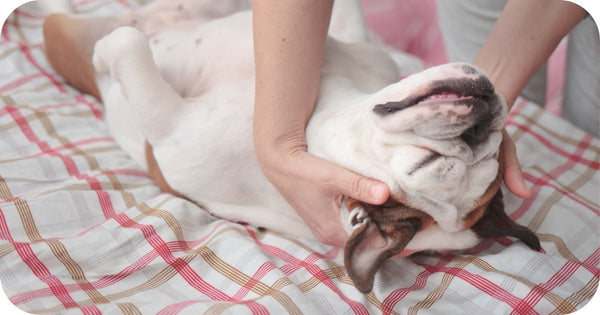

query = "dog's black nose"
[459,94,504,148]
[458,63,479,75]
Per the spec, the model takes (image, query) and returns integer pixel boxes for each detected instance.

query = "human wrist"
[253,121,307,168]
[474,0,587,112]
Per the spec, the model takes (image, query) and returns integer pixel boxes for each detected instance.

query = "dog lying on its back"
[44,0,540,293]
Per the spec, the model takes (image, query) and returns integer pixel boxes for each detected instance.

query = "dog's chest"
[146,12,255,99]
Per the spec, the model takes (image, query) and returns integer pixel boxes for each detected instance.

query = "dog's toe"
[92,26,149,75]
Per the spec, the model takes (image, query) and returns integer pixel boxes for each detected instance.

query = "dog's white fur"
[50,0,507,252]
[38,0,72,14]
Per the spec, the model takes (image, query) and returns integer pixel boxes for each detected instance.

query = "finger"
[502,130,532,199]
[335,168,390,205]
[293,152,390,204]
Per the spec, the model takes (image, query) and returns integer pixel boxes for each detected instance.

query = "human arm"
[475,0,587,198]
[252,0,390,246]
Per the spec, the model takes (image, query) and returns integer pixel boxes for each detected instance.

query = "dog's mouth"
[416,91,473,105]
[372,77,495,116]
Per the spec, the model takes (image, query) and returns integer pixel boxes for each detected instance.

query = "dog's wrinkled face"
[360,63,508,231]
[338,63,540,293]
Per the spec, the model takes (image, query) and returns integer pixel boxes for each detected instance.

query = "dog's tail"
[38,0,73,14]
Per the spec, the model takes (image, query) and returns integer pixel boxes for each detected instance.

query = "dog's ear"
[470,189,541,250]
[343,198,432,293]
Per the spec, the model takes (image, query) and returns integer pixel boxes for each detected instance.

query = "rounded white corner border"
[0,0,598,314]
[1,3,50,315]
[566,0,600,27]
[1,0,32,28]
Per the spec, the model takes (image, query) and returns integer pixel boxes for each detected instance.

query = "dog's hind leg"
[93,26,183,145]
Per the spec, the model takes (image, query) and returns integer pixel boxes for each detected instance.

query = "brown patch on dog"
[145,141,204,208]
[343,196,434,293]
[341,146,541,293]
[471,189,541,251]
[458,145,540,250]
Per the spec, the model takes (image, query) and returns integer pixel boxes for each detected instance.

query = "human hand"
[500,128,532,199]
[257,146,390,247]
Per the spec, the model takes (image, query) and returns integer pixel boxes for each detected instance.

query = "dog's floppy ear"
[471,189,541,251]
[343,198,432,293]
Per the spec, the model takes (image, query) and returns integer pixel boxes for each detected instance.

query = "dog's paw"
[92,26,148,75]
[92,38,110,75]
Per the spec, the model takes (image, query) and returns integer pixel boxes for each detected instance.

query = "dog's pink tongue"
[419,92,469,104]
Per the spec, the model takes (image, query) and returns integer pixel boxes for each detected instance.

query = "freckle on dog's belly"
[150,13,255,98]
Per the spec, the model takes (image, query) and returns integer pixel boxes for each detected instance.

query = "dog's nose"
[453,63,479,76]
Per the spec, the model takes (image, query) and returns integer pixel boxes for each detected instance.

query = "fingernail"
[371,184,387,200]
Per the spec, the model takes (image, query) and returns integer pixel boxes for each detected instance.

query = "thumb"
[502,129,532,199]
[336,169,390,205]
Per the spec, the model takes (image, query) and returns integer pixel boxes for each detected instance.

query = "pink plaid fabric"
[0,1,598,314]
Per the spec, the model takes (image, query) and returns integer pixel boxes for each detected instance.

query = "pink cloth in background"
[360,0,566,113]
[361,0,446,67]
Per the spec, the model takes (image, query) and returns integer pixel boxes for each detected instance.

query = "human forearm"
[475,0,586,199]
[252,0,333,159]
[251,0,389,246]
[474,0,587,108]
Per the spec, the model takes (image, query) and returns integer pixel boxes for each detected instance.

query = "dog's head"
[335,63,540,293]
[364,63,507,208]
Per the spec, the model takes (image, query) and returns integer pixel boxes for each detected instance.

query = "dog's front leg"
[93,27,183,145]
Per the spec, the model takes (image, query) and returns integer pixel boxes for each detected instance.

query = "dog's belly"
[99,12,314,238]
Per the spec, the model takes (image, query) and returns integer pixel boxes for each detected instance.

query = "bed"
[0,1,598,314]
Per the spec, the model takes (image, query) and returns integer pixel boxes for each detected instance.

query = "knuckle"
[319,168,343,192]
[346,176,366,199]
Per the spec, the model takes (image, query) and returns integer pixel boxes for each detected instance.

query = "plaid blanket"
[0,1,598,314]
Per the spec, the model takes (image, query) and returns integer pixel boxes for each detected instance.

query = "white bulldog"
[44,0,540,293]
